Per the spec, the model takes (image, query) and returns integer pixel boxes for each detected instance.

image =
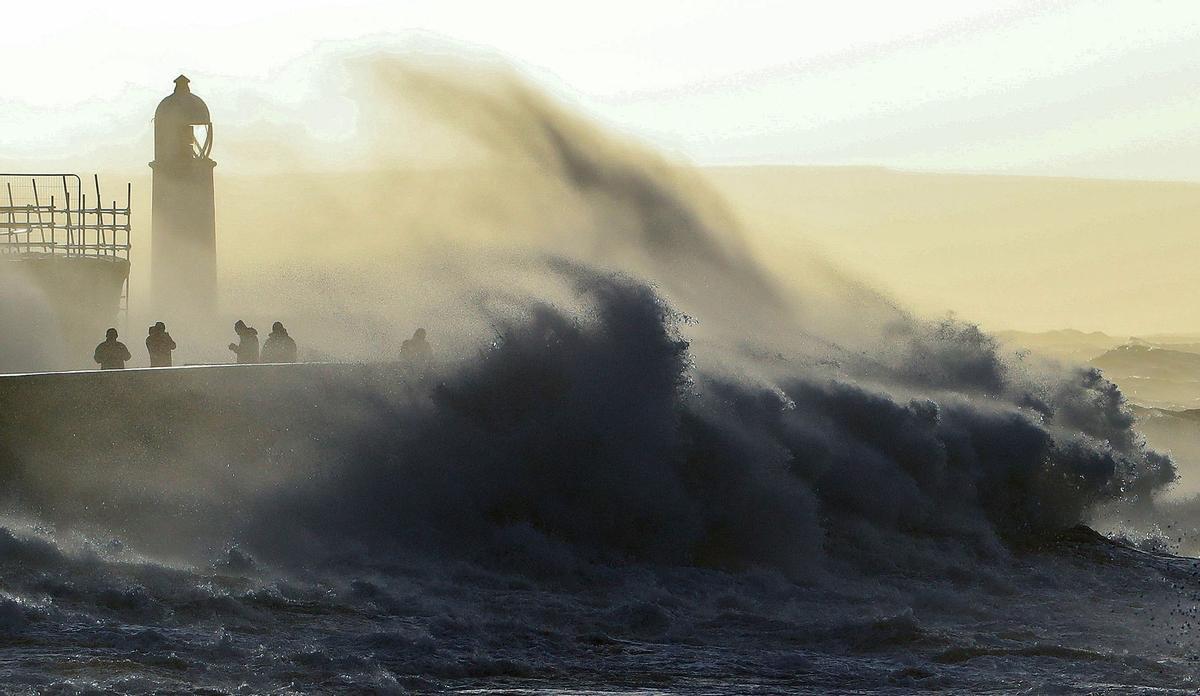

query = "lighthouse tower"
[151,75,216,319]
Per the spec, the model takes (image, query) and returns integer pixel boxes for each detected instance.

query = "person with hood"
[261,321,298,363]
[146,321,177,367]
[400,327,432,367]
[227,320,260,364]
[94,328,132,370]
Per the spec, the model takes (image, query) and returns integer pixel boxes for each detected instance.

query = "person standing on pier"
[261,322,298,363]
[228,320,260,364]
[146,322,177,367]
[94,328,132,370]
[400,327,432,368]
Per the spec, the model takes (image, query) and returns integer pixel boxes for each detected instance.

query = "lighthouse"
[151,75,216,319]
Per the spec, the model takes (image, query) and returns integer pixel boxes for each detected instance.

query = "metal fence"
[0,174,130,260]
[0,173,132,315]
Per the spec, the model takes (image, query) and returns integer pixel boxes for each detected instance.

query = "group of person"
[93,320,298,370]
[93,322,433,370]
[227,320,298,364]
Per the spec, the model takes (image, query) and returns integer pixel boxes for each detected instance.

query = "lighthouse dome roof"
[155,75,210,124]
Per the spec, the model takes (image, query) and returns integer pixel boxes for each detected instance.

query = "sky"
[3,0,1200,180]
[4,0,1200,336]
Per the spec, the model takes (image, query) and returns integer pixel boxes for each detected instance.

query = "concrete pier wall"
[0,362,415,541]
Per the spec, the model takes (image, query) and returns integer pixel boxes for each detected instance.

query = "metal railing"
[0,174,130,260]
[1,173,132,316]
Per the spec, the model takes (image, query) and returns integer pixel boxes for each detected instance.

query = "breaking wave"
[232,267,1172,578]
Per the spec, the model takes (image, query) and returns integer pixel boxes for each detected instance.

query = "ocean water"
[1,523,1199,694]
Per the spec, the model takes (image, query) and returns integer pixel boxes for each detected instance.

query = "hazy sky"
[4,0,1200,180]
[6,0,1200,335]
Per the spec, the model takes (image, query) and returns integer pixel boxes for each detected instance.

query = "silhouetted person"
[262,321,298,363]
[400,327,432,367]
[146,321,177,367]
[94,328,132,370]
[228,320,260,364]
